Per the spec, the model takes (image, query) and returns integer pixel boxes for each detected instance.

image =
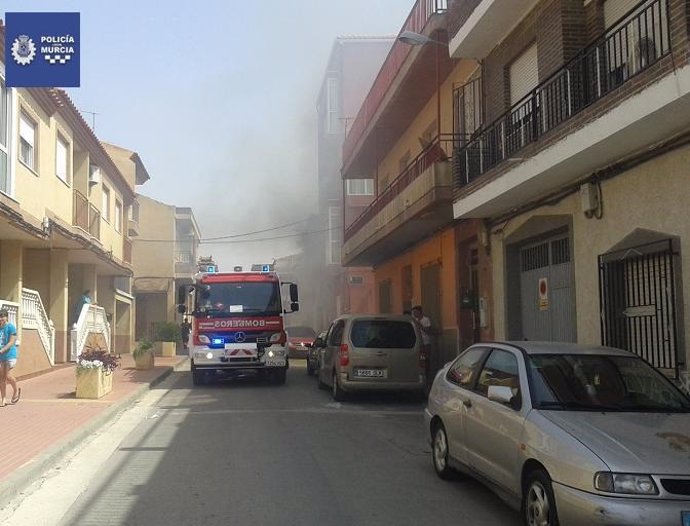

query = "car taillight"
[339,344,349,366]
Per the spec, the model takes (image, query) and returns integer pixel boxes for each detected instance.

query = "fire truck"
[177,265,299,386]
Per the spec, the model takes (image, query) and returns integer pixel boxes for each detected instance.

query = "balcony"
[343,135,456,266]
[448,0,538,59]
[127,217,140,237]
[342,0,450,177]
[452,0,688,219]
[175,251,196,276]
[73,189,101,240]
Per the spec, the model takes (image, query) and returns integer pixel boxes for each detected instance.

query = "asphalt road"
[58,361,521,526]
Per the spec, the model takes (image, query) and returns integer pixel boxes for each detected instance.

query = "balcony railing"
[343,0,448,165]
[345,133,458,241]
[73,189,101,239]
[454,0,670,187]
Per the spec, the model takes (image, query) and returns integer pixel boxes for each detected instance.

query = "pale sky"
[3,0,411,268]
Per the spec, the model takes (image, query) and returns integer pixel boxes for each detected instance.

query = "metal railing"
[71,303,111,361]
[343,0,448,165]
[73,189,102,239]
[454,0,670,187]
[21,288,55,365]
[0,301,19,327]
[344,133,457,241]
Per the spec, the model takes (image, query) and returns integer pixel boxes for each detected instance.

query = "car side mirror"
[487,385,514,405]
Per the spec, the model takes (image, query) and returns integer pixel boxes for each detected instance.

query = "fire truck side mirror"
[177,304,187,314]
[289,284,298,303]
[291,302,299,312]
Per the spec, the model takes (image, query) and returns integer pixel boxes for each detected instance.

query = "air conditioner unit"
[88,165,101,185]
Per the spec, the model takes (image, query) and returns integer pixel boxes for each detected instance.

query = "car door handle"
[463,399,472,408]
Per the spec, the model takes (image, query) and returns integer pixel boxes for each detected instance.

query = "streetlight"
[397,30,446,139]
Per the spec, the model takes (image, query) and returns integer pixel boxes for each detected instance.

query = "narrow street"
[8,361,520,526]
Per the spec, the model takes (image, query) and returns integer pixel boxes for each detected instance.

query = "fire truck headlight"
[206,352,214,360]
[199,335,210,344]
[267,350,275,358]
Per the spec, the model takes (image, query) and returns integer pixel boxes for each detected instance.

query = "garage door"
[519,235,576,342]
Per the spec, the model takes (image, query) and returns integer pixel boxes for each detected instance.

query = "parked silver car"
[425,341,690,526]
[317,314,426,401]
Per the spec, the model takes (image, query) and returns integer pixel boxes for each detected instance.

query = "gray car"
[424,341,690,526]
[316,314,426,401]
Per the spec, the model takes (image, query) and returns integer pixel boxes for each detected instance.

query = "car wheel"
[332,370,346,401]
[432,423,453,480]
[523,468,559,526]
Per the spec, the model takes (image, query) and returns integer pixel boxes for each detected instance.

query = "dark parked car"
[306,331,326,376]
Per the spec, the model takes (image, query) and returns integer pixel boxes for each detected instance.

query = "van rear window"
[350,320,416,349]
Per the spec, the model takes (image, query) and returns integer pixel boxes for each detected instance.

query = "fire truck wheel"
[273,368,287,385]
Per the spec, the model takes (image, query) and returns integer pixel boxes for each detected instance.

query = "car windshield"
[350,320,416,349]
[288,326,316,338]
[529,354,690,412]
[196,282,281,317]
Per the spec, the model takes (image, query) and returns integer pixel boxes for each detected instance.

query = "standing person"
[411,305,432,379]
[180,318,192,350]
[0,309,20,407]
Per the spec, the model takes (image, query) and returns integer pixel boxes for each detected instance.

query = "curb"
[0,358,189,510]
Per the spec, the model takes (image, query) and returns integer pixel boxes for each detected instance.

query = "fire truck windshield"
[196,282,281,317]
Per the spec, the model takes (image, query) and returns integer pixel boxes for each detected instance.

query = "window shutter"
[604,0,637,29]
[19,114,35,147]
[56,137,68,181]
[509,43,539,106]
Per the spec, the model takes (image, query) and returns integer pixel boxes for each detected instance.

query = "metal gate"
[599,239,680,376]
[519,235,576,342]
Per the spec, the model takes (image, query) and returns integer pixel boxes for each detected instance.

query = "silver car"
[317,314,426,401]
[425,342,690,526]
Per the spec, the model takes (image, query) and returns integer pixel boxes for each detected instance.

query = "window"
[19,112,37,171]
[56,134,70,184]
[327,206,341,265]
[0,78,10,194]
[350,320,416,349]
[327,320,345,346]
[447,347,488,387]
[326,77,339,134]
[102,185,111,222]
[114,200,123,232]
[475,350,521,401]
[346,179,373,195]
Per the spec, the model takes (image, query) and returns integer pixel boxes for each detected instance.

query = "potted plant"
[132,339,155,370]
[76,347,120,399]
[153,321,180,357]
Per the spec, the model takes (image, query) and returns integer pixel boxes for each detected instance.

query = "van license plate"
[354,369,386,378]
[681,511,690,526]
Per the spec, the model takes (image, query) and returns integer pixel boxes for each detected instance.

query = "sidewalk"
[0,353,188,508]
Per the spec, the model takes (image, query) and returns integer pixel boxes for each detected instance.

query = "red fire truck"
[178,266,299,386]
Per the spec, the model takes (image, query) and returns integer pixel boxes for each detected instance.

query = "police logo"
[234,332,246,343]
[11,35,37,66]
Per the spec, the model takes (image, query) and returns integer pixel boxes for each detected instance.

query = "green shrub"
[153,321,181,342]
[133,339,154,358]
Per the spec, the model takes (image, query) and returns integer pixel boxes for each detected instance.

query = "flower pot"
[134,351,155,370]
[76,367,113,399]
